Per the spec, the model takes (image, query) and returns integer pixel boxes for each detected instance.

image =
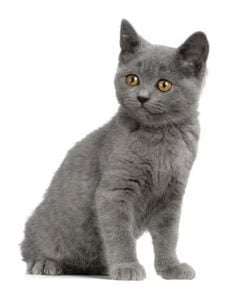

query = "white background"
[0,0,235,299]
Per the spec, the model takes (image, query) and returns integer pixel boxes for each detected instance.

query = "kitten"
[21,20,209,280]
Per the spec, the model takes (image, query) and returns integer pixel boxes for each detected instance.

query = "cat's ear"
[119,19,141,62]
[176,32,209,75]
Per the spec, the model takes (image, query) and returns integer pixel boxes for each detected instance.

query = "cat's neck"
[116,106,198,132]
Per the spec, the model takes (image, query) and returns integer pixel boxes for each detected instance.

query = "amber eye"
[157,79,173,92]
[126,74,139,86]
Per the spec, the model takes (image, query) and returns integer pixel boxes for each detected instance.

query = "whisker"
[123,97,140,108]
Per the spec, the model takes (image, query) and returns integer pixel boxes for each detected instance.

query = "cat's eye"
[126,74,140,86]
[157,79,173,92]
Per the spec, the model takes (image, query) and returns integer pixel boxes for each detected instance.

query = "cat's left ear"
[176,32,209,75]
[119,19,142,62]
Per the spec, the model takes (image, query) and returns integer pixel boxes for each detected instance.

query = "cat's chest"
[151,139,185,192]
[127,127,193,192]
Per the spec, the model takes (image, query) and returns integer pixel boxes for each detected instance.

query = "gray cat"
[21,20,209,280]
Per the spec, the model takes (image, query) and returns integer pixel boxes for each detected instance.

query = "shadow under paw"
[110,262,146,281]
[158,263,195,280]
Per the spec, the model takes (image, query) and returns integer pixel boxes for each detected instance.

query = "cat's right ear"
[176,32,209,76]
[119,19,141,62]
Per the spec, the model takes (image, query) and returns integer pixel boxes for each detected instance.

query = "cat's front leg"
[95,171,145,281]
[147,181,195,280]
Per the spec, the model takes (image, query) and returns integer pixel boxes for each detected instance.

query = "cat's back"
[67,120,112,168]
[28,118,115,226]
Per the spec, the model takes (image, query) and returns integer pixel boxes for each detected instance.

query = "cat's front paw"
[28,259,63,275]
[110,262,146,280]
[158,263,195,280]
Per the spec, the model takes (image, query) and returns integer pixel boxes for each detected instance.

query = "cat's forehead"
[120,45,177,78]
[136,46,176,71]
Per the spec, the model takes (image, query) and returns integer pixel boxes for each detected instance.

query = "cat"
[21,19,209,280]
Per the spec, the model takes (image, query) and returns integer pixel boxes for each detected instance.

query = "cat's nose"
[137,95,149,104]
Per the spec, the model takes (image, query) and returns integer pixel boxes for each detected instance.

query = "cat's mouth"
[141,105,166,116]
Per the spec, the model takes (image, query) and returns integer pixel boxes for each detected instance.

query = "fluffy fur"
[21,20,209,280]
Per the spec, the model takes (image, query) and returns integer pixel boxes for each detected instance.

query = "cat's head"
[114,20,209,127]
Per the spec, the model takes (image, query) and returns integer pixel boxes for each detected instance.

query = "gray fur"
[21,19,209,280]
